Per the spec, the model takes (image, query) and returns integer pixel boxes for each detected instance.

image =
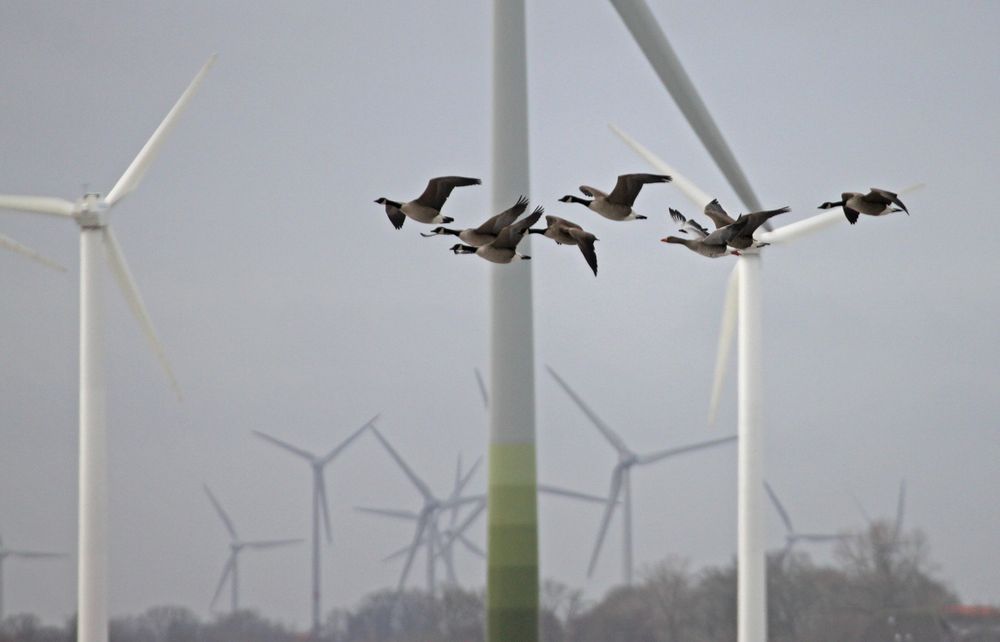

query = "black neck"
[564,195,591,206]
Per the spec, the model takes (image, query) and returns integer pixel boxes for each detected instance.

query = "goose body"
[661,235,735,258]
[559,173,670,221]
[375,176,481,229]
[674,201,789,250]
[528,215,599,276]
[819,188,908,224]
[451,205,544,264]
[421,195,528,247]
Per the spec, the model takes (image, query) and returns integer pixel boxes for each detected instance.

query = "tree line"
[4,521,996,642]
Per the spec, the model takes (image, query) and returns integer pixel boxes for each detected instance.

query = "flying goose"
[819,188,909,225]
[663,208,737,258]
[375,176,481,229]
[558,173,671,221]
[528,215,599,276]
[420,195,528,246]
[451,205,544,264]
[691,201,791,250]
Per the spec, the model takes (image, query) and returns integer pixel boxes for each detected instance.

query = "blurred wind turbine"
[547,365,737,585]
[764,482,847,565]
[852,479,907,544]
[363,426,483,596]
[203,485,301,613]
[0,532,65,619]
[251,414,377,638]
[0,55,215,642]
[605,1,891,637]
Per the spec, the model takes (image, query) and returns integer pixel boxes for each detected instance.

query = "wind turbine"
[852,479,907,544]
[251,414,377,638]
[364,453,486,591]
[363,426,484,596]
[203,485,301,613]
[764,482,847,565]
[600,1,881,637]
[0,55,215,642]
[547,365,737,585]
[0,532,65,619]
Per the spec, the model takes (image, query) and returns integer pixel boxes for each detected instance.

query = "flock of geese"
[375,174,910,274]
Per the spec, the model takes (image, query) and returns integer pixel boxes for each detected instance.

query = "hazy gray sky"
[1,0,997,627]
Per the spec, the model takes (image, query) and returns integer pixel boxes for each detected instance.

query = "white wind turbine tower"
[606,2,885,637]
[203,485,302,614]
[547,366,737,586]
[251,414,377,638]
[0,532,65,620]
[362,426,483,596]
[0,55,215,642]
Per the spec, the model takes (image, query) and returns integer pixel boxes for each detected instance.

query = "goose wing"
[868,187,909,213]
[606,173,671,206]
[736,206,790,233]
[474,195,529,235]
[579,185,607,199]
[383,202,406,230]
[568,228,598,276]
[703,199,736,228]
[544,215,581,231]
[414,176,481,210]
[669,208,709,238]
[492,205,544,250]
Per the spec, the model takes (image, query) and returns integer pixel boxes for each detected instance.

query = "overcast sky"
[1,0,997,628]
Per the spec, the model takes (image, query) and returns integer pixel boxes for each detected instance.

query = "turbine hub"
[74,193,109,229]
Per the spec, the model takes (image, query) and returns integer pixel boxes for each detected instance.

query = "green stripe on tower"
[487,442,538,640]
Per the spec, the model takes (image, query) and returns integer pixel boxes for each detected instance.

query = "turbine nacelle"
[74,193,110,228]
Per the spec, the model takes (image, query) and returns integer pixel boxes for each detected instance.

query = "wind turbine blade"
[105,54,217,206]
[203,484,238,540]
[382,543,415,564]
[320,414,378,465]
[396,512,430,592]
[608,0,762,212]
[608,124,713,210]
[456,533,486,558]
[456,455,482,494]
[635,434,737,466]
[244,538,303,550]
[317,471,333,543]
[0,233,67,271]
[755,210,843,246]
[369,425,433,500]
[439,501,487,552]
[709,265,739,426]
[440,494,485,511]
[795,533,846,543]
[850,491,873,525]
[546,365,630,455]
[0,195,75,218]
[894,479,906,542]
[102,226,180,399]
[538,484,611,505]
[7,551,65,559]
[474,368,489,409]
[898,182,925,195]
[354,506,420,521]
[251,430,315,462]
[210,555,235,610]
[763,482,795,535]
[587,468,624,577]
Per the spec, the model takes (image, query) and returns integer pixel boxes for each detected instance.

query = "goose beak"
[660,237,670,243]
[419,232,436,237]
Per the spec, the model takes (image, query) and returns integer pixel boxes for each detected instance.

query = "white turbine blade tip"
[756,209,843,246]
[608,123,713,210]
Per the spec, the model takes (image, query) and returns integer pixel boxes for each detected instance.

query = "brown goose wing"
[568,228,599,276]
[868,187,909,213]
[384,202,406,230]
[606,173,671,206]
[703,199,736,228]
[545,215,581,231]
[413,176,481,210]
[474,195,529,235]
[492,205,544,250]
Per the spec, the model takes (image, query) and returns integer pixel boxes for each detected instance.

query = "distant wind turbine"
[203,485,301,613]
[0,55,215,642]
[0,233,66,272]
[363,426,483,596]
[547,365,737,585]
[0,532,65,619]
[251,414,377,638]
[764,482,847,565]
[852,479,907,544]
